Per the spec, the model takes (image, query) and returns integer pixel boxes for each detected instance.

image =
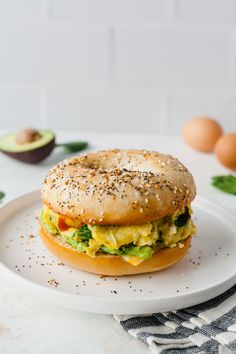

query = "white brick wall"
[0,0,235,133]
[46,88,166,133]
[167,93,236,133]
[114,27,230,89]
[0,87,41,127]
[51,0,172,23]
[0,24,110,84]
[177,0,236,25]
[0,0,43,20]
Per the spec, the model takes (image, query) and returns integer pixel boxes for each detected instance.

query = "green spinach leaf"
[56,141,88,153]
[75,225,92,240]
[0,191,5,203]
[174,208,190,227]
[212,175,236,195]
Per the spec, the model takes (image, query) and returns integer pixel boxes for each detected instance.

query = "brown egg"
[182,117,223,152]
[215,133,236,171]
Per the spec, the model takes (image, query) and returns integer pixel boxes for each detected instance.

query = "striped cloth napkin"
[114,284,236,354]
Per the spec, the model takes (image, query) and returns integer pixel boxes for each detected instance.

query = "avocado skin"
[1,137,55,164]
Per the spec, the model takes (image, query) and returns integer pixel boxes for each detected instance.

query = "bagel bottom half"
[39,225,192,276]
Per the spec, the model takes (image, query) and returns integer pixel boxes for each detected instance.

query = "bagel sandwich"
[39,149,196,276]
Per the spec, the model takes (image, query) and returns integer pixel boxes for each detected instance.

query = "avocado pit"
[15,128,42,145]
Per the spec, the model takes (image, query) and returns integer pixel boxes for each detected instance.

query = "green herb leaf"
[56,141,88,153]
[75,225,92,240]
[174,208,190,227]
[212,175,236,195]
[0,191,5,203]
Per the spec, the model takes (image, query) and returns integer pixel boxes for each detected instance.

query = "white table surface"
[0,129,235,354]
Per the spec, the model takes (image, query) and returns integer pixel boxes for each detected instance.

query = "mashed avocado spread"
[39,206,196,266]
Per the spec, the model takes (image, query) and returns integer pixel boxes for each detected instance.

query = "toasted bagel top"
[41,149,196,225]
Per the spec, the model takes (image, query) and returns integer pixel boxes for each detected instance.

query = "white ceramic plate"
[0,191,235,315]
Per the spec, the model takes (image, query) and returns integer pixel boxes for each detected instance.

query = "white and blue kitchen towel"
[114,285,236,354]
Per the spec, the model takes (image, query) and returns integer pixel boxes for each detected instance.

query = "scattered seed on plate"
[47,279,59,287]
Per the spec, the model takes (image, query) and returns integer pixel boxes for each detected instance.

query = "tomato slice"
[58,217,70,231]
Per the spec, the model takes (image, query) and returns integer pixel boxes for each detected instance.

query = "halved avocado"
[0,129,55,164]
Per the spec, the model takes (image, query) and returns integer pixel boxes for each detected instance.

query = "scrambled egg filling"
[40,205,196,266]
